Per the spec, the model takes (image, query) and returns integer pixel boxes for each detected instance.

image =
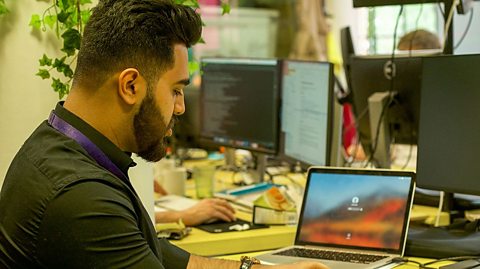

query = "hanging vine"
[0,0,9,15]
[30,0,91,99]
[30,0,230,99]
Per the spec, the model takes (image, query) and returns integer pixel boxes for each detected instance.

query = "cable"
[407,4,425,56]
[454,7,474,50]
[442,0,459,51]
[364,5,404,168]
[423,256,480,267]
[438,1,445,18]
[364,94,394,168]
[388,97,416,170]
[435,191,445,227]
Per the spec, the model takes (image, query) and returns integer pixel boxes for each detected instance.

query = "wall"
[453,1,480,54]
[327,0,369,56]
[0,0,60,187]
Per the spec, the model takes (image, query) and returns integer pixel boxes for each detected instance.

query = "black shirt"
[0,102,190,268]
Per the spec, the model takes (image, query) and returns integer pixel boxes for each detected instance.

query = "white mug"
[153,158,176,185]
[161,167,187,196]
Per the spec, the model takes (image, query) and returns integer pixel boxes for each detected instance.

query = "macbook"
[256,166,415,269]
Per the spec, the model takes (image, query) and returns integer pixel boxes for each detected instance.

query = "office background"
[1,0,480,188]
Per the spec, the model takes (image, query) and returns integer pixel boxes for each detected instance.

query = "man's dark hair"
[73,0,202,90]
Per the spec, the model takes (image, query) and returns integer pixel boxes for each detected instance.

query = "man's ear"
[117,68,147,105]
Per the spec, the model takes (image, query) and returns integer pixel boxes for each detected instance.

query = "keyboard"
[273,248,388,264]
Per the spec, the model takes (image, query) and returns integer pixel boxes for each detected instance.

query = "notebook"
[256,166,415,269]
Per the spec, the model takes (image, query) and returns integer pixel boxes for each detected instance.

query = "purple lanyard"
[48,111,129,182]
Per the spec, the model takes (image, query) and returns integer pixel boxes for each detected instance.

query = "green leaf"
[44,15,56,30]
[80,0,92,4]
[52,57,66,69]
[57,10,70,23]
[29,14,42,30]
[61,28,81,56]
[51,78,70,99]
[62,65,74,78]
[58,0,71,10]
[177,0,200,8]
[221,3,230,15]
[0,0,8,14]
[0,1,8,15]
[81,9,91,25]
[188,61,200,76]
[36,69,50,79]
[39,54,53,66]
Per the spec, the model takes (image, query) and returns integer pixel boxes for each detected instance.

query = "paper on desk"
[155,194,198,211]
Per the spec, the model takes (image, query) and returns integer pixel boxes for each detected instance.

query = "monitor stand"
[368,91,392,168]
[250,153,267,183]
[223,147,237,171]
[222,148,267,184]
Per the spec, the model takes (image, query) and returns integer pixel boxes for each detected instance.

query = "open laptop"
[256,166,415,269]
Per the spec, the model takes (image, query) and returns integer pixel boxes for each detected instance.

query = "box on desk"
[253,205,297,225]
[252,186,298,225]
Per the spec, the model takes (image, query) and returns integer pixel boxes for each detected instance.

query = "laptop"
[256,166,415,269]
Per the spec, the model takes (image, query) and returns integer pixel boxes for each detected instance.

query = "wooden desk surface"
[171,210,296,256]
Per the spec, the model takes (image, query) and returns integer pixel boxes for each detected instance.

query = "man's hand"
[179,198,236,226]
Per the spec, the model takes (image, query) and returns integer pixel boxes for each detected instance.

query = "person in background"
[0,0,327,268]
[397,29,441,51]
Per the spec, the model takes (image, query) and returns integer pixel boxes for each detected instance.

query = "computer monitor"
[199,57,281,155]
[279,60,334,168]
[406,54,480,259]
[171,85,201,149]
[348,54,425,167]
[416,53,480,196]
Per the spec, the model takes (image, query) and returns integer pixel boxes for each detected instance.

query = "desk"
[410,205,450,226]
[168,205,448,257]
[171,211,296,256]
[161,166,451,257]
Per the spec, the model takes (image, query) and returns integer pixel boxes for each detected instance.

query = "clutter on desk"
[156,219,191,240]
[196,218,268,233]
[252,186,298,225]
[214,182,280,209]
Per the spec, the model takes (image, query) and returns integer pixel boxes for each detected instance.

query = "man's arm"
[187,255,329,269]
[155,198,236,226]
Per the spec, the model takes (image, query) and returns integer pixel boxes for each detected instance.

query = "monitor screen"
[199,58,281,154]
[348,54,426,160]
[280,60,334,166]
[416,54,480,196]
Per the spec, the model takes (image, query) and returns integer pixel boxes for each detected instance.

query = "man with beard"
[0,0,327,268]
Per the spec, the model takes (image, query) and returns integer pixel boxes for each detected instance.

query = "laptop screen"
[296,167,415,253]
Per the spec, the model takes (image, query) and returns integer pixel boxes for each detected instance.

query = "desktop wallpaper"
[298,172,411,250]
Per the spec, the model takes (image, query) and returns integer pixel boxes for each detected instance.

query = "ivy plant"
[30,0,91,99]
[0,0,9,15]
[31,0,230,99]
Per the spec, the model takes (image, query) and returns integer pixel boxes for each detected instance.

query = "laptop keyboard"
[273,248,388,264]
